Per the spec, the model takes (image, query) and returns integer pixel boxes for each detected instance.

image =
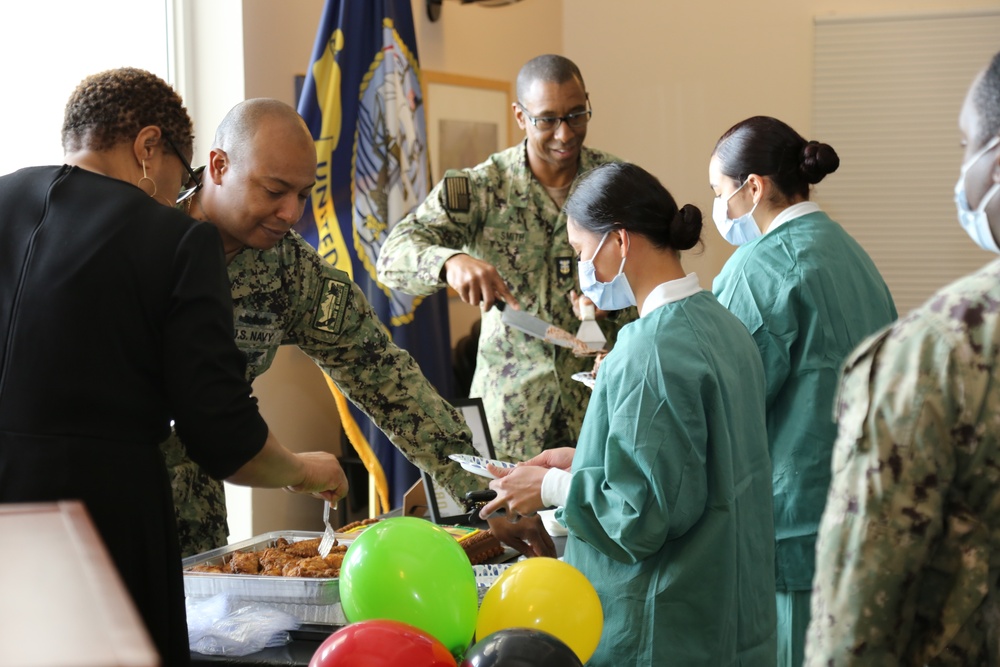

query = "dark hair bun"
[800,141,840,184]
[670,204,703,251]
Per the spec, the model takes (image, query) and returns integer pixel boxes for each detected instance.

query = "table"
[188,526,565,666]
[190,626,336,666]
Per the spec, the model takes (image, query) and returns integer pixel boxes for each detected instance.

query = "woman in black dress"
[0,67,348,666]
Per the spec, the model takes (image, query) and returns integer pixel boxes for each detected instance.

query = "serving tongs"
[318,500,338,557]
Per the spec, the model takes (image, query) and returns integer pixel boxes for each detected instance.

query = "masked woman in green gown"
[481,161,778,666]
[709,116,897,667]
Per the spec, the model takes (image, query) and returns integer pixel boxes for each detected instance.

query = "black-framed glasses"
[516,98,592,132]
[163,134,203,204]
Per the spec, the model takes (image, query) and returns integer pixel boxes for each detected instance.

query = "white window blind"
[812,10,1000,314]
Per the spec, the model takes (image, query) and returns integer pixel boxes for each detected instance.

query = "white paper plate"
[448,454,516,479]
[571,371,596,389]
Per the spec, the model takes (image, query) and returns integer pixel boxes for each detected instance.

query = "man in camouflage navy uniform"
[377,54,633,463]
[805,50,1000,666]
[162,98,488,557]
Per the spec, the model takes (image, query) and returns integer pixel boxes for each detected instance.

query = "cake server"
[495,301,575,348]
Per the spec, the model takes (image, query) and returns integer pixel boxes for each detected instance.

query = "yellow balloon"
[476,557,603,663]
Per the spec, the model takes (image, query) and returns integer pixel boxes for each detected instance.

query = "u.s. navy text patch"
[234,325,280,346]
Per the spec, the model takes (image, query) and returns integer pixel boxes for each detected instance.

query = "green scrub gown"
[561,290,777,666]
[712,210,896,666]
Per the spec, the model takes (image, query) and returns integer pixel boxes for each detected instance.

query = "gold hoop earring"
[137,159,157,198]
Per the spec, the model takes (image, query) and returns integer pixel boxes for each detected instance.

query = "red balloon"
[309,620,459,667]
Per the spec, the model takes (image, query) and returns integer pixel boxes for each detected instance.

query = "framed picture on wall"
[421,71,514,183]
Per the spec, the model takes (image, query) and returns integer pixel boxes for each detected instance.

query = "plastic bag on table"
[186,593,301,656]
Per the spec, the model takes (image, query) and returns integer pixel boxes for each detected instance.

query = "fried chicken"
[281,537,322,559]
[282,556,339,578]
[188,563,226,573]
[228,551,261,575]
[187,537,350,579]
[258,547,299,576]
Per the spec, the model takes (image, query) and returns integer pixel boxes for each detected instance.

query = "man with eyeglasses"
[160,98,491,558]
[378,55,634,475]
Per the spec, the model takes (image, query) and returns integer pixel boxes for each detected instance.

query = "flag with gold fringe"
[297,0,452,513]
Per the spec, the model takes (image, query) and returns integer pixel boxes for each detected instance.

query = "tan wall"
[248,347,343,534]
[238,0,563,104]
[240,0,563,346]
[241,0,323,105]
[564,0,1000,286]
[411,0,564,344]
[414,0,563,82]
[236,0,563,350]
[224,0,999,539]
[222,0,562,538]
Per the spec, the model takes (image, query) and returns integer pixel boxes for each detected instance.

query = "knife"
[495,301,575,348]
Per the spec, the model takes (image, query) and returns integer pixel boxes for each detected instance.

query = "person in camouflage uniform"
[162,98,485,557]
[805,50,1000,666]
[377,54,634,462]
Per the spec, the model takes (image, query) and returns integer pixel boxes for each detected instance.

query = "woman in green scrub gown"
[481,162,778,666]
[709,116,897,667]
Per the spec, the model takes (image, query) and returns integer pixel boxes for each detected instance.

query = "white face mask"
[712,180,762,246]
[954,135,1000,254]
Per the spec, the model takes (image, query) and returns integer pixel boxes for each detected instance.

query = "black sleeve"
[164,222,268,479]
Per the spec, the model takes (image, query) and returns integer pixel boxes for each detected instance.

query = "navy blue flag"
[297,0,453,513]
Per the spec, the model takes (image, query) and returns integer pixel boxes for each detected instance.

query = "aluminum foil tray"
[182,530,350,608]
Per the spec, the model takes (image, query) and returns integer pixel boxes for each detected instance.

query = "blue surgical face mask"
[712,181,762,246]
[578,231,636,311]
[955,135,1000,254]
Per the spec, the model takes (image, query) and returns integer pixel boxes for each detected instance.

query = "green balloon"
[339,517,478,655]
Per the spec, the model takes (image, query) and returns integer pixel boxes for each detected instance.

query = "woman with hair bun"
[480,161,779,666]
[709,116,897,667]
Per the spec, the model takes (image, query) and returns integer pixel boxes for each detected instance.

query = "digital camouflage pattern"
[376,141,635,460]
[805,259,1000,666]
[162,230,483,557]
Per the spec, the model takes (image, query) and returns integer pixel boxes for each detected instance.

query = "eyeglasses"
[162,134,203,204]
[516,99,593,132]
